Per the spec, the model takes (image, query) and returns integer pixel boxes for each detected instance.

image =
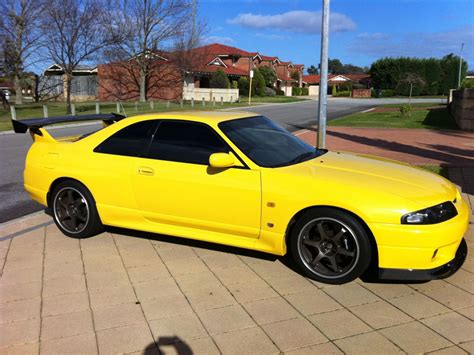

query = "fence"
[182,87,239,103]
[38,75,98,101]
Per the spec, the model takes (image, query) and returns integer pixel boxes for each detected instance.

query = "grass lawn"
[0,96,307,131]
[329,103,458,130]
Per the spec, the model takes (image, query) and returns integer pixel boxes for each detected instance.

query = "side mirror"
[209,152,236,168]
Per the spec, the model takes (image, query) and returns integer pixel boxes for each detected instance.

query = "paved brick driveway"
[1,171,473,355]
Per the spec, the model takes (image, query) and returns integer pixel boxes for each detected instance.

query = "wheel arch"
[47,177,94,208]
[285,205,379,269]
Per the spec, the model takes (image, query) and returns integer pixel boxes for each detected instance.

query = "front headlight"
[401,201,457,224]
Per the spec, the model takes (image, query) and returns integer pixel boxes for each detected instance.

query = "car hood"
[285,151,457,208]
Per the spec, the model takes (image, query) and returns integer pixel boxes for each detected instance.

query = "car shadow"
[143,336,193,354]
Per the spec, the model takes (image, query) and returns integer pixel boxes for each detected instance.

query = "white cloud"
[351,26,474,66]
[255,33,290,40]
[227,10,356,34]
[202,36,236,45]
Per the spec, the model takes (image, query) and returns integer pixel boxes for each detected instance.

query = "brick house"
[97,43,305,101]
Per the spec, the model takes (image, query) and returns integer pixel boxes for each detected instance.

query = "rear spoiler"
[11,113,126,135]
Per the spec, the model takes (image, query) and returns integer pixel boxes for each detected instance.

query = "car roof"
[125,111,259,125]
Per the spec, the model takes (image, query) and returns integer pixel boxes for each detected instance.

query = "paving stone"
[284,341,343,354]
[127,263,170,284]
[0,318,40,347]
[428,345,470,354]
[380,321,452,353]
[262,317,327,351]
[174,271,221,293]
[148,313,207,344]
[285,289,342,316]
[459,340,474,353]
[92,302,145,330]
[350,300,413,329]
[201,253,245,270]
[156,246,197,262]
[390,292,450,319]
[0,282,42,303]
[424,285,474,310]
[457,306,474,320]
[0,342,39,355]
[362,282,415,300]
[324,283,380,307]
[0,265,43,286]
[97,322,155,354]
[264,275,315,295]
[185,286,237,311]
[156,337,220,355]
[43,259,84,280]
[247,260,296,279]
[227,281,279,303]
[445,269,474,284]
[85,270,131,290]
[242,296,299,325]
[213,326,279,354]
[407,279,450,294]
[40,332,97,354]
[0,297,41,322]
[134,277,181,301]
[41,309,93,341]
[42,274,86,298]
[3,255,43,272]
[334,331,403,354]
[197,304,255,335]
[88,285,137,309]
[141,293,193,321]
[212,265,262,286]
[41,292,89,317]
[421,312,474,344]
[120,250,163,269]
[308,309,371,340]
[165,257,209,276]
[451,281,474,294]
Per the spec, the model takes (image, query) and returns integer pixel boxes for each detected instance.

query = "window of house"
[94,120,158,157]
[147,120,229,165]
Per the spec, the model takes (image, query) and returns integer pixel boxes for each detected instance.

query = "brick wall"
[352,89,371,98]
[451,89,474,130]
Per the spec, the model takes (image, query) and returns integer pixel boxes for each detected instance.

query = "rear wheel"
[289,208,372,284]
[51,180,103,238]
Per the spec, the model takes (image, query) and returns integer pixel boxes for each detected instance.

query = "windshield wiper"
[273,149,325,167]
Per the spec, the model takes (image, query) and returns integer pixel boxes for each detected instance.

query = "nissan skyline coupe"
[13,111,468,284]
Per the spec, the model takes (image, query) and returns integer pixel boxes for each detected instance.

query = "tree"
[397,73,426,111]
[0,0,45,104]
[328,58,343,74]
[253,68,266,96]
[258,65,277,87]
[42,0,114,112]
[290,70,300,82]
[210,69,229,88]
[238,76,249,96]
[307,65,318,75]
[105,0,192,102]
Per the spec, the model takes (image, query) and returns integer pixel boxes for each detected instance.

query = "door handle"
[138,166,154,176]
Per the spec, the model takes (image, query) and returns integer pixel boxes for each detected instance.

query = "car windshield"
[219,116,326,167]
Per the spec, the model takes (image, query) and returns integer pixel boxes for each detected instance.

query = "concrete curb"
[0,210,48,229]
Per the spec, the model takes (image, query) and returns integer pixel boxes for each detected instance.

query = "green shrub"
[380,89,395,97]
[333,90,351,97]
[400,105,411,117]
[275,88,284,96]
[238,77,249,97]
[460,78,474,89]
[253,69,266,96]
[301,87,309,95]
[258,66,277,87]
[264,87,276,96]
[231,80,238,89]
[331,85,337,95]
[292,87,302,96]
[210,69,230,88]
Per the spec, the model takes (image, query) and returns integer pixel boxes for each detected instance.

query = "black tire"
[51,180,104,238]
[289,208,372,284]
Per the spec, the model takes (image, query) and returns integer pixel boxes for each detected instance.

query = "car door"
[133,119,261,239]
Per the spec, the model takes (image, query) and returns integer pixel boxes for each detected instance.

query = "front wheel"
[51,180,104,238]
[289,208,372,284]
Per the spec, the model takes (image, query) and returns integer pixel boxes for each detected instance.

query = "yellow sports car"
[13,111,468,284]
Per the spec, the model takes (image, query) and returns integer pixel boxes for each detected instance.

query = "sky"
[198,0,474,71]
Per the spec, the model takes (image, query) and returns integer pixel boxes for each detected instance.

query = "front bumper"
[378,238,467,281]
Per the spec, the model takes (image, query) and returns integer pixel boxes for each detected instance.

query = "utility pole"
[457,42,464,88]
[248,70,254,105]
[317,0,330,149]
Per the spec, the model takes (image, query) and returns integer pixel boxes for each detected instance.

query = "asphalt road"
[0,97,446,223]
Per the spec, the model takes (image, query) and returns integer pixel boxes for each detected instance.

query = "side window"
[147,121,229,165]
[94,120,157,157]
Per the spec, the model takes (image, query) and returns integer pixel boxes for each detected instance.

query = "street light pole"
[457,42,464,88]
[317,0,330,149]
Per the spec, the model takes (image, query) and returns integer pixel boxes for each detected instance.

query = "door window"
[94,120,157,157]
[147,121,229,165]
